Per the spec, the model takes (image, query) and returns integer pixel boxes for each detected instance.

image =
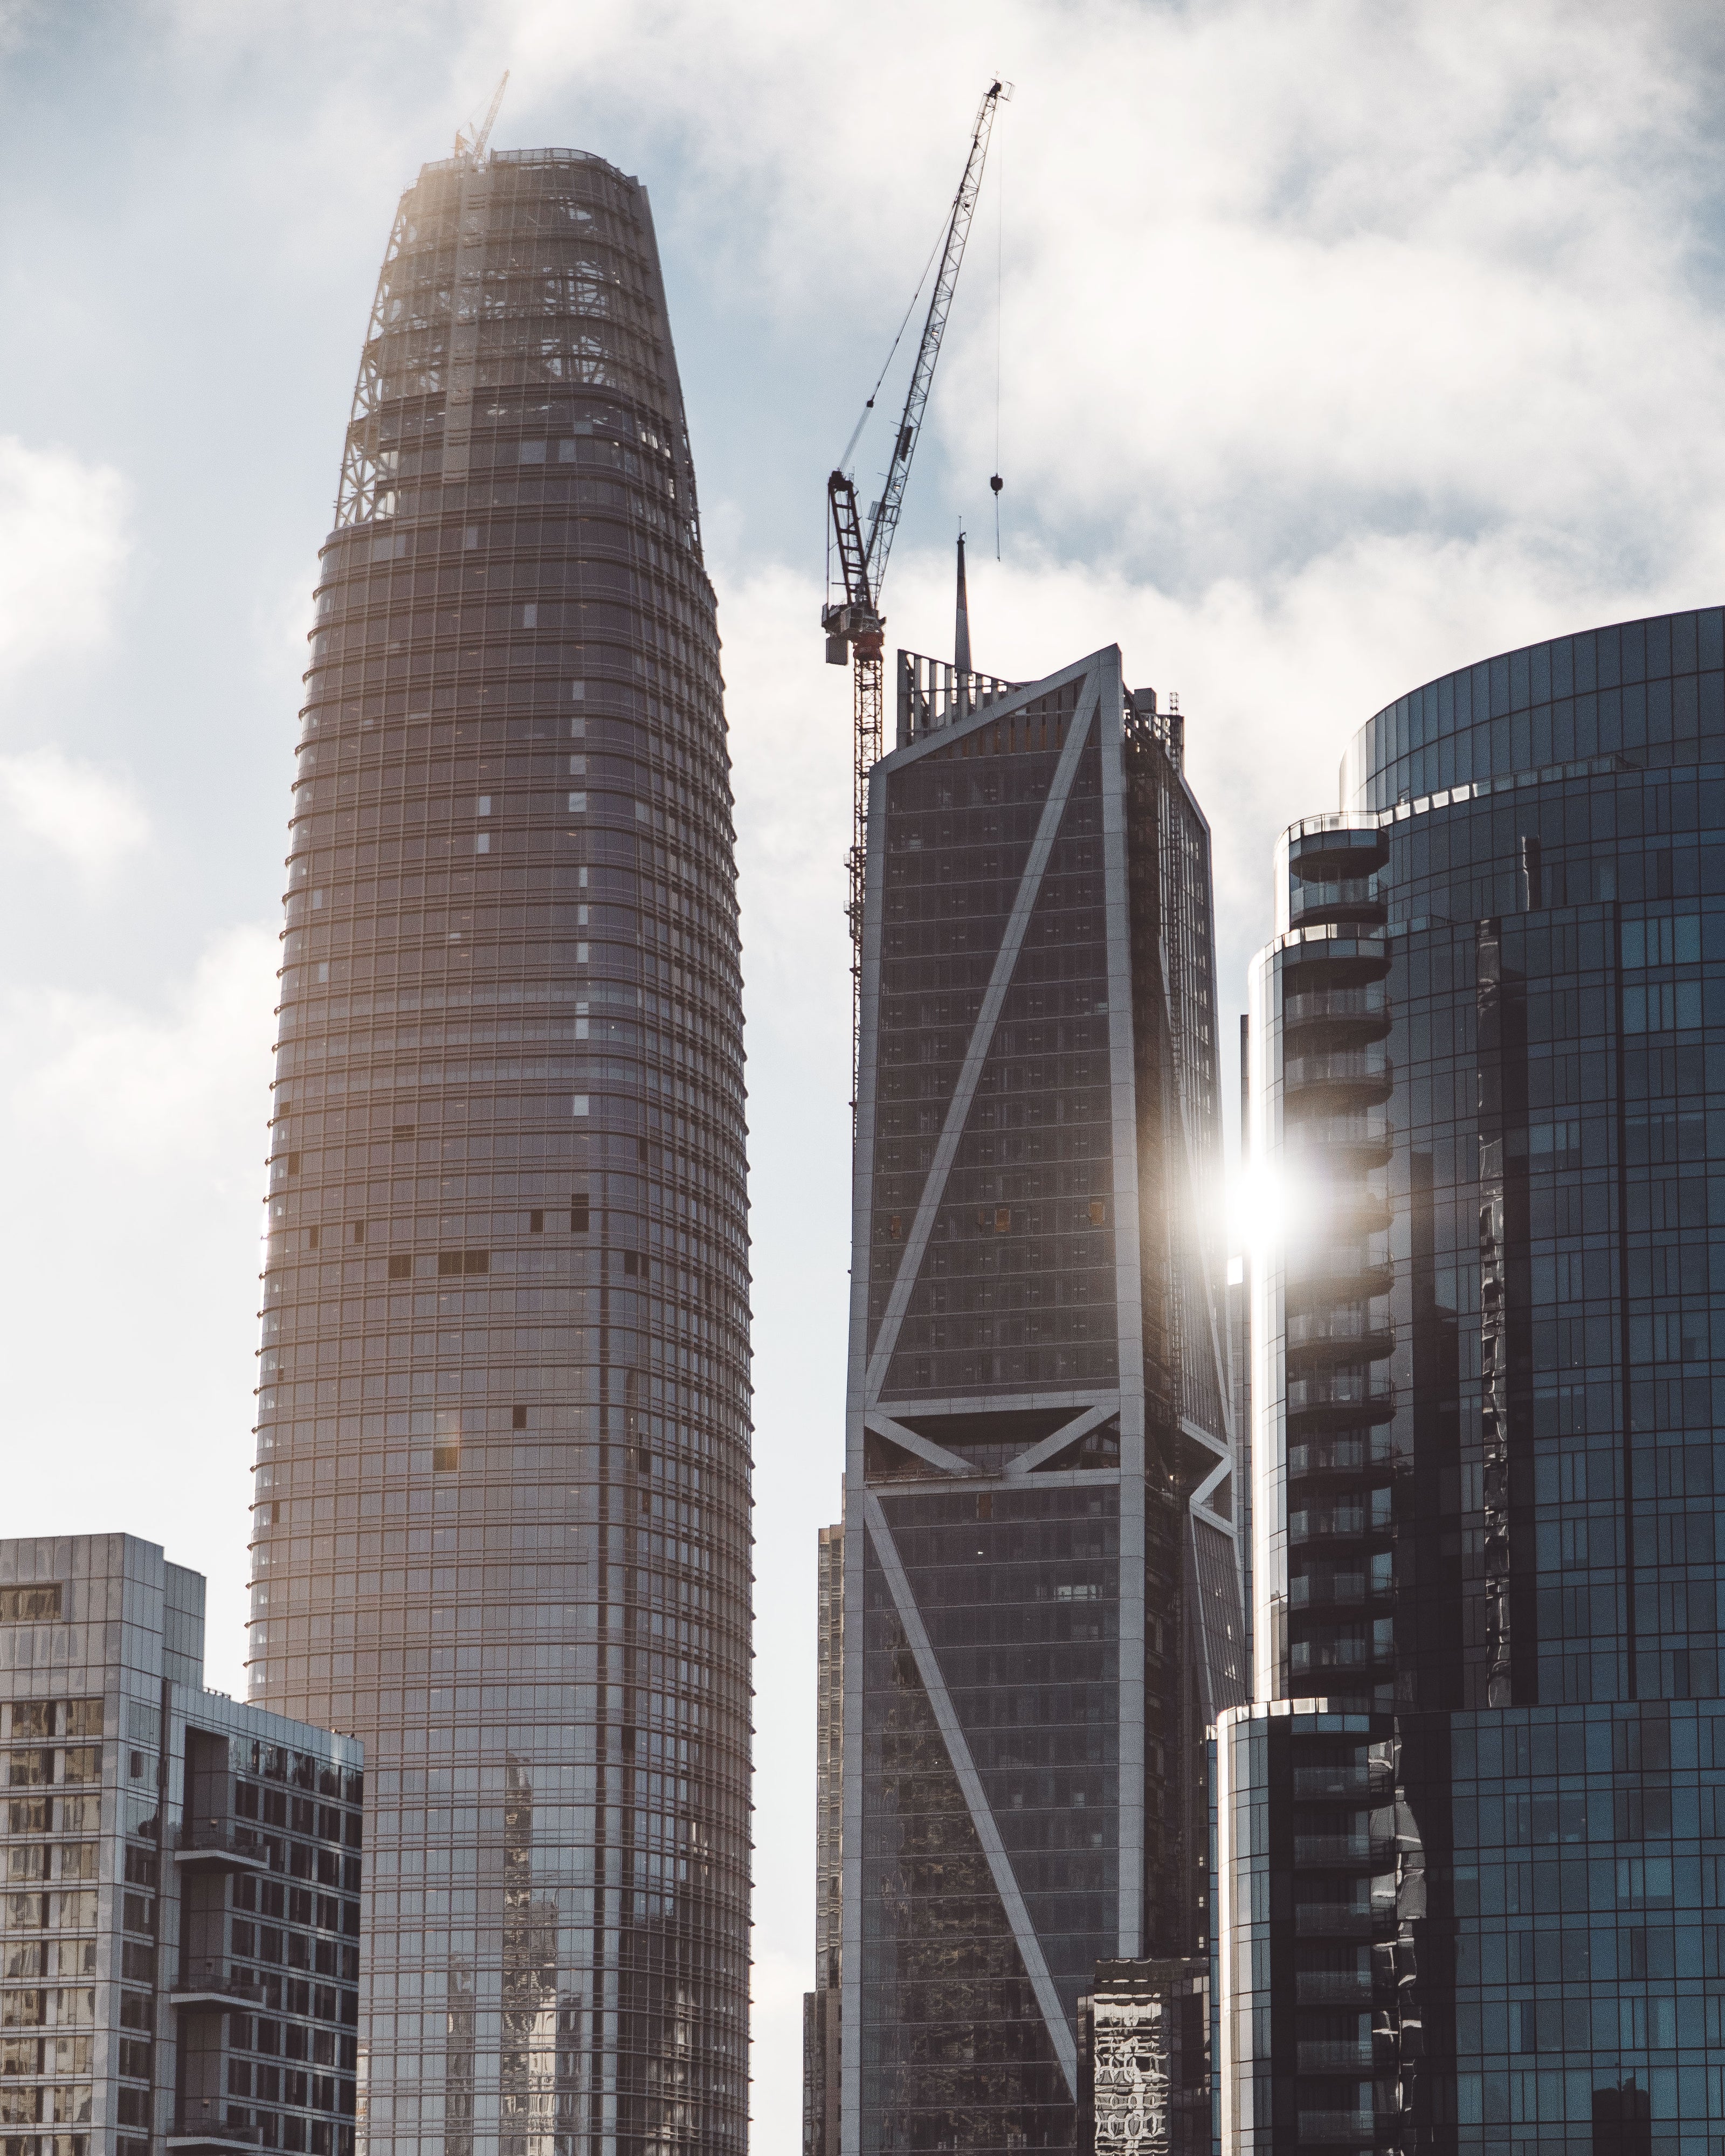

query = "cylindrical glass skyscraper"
[1225,606,1725,2154]
[246,146,750,2156]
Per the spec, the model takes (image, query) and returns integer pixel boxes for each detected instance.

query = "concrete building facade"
[0,1535,362,2156]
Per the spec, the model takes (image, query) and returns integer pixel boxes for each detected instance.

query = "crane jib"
[823,75,1011,1113]
[857,77,1006,604]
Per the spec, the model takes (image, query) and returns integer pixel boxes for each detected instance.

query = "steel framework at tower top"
[822,79,1010,1098]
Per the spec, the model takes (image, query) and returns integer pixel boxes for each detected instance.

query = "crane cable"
[837,206,954,478]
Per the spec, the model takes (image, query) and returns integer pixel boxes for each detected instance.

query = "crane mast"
[824,79,1009,1095]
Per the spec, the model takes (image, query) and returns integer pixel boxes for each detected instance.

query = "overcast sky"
[6,1,1725,2145]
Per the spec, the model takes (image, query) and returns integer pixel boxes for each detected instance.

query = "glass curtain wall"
[1236,607,1725,2155]
[843,648,1245,2156]
[247,146,751,2156]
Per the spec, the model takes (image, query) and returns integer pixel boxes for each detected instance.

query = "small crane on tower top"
[823,78,1010,1083]
[454,71,510,163]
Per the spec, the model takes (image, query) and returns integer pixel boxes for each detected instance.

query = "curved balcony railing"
[1288,1432,1392,1476]
[1286,819,1389,883]
[1289,880,1386,932]
[1292,1763,1392,1801]
[1284,1047,1393,1106]
[1283,1108,1393,1166]
[1286,1306,1393,1365]
[1289,1572,1366,1609]
[1293,1834,1395,1868]
[1287,1370,1395,1423]
[1285,1238,1393,1300]
[1288,1504,1365,1544]
[1283,984,1391,1037]
[1289,1632,1395,1673]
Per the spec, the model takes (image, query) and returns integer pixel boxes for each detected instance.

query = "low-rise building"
[0,1535,361,2156]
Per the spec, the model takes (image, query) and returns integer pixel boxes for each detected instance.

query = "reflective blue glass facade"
[1228,609,1725,2154]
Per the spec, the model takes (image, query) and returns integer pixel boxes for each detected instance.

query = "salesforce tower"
[246,139,751,2156]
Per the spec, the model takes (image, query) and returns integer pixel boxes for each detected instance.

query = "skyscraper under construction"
[247,140,751,2156]
[826,645,1247,2154]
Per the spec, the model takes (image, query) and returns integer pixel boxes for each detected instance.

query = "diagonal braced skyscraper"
[247,141,751,2156]
[838,646,1247,2155]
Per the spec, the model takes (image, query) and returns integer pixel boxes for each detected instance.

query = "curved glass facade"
[1235,610,1725,2154]
[246,148,750,2156]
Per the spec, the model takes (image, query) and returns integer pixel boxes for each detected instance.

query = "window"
[1089,1199,1107,1226]
[391,1123,414,1138]
[437,1250,488,1276]
[351,1223,365,1245]
[529,1210,543,1233]
[387,1256,411,1281]
[0,1587,61,1624]
[475,832,490,853]
[571,1197,590,1233]
[433,1443,460,1473]
[569,792,587,812]
[305,1226,319,1250]
[573,1095,590,1117]
[513,1406,528,1430]
[476,796,491,816]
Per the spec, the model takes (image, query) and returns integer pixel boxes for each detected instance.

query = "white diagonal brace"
[865,680,1099,1403]
[864,1414,974,1478]
[1004,1402,1115,1478]
[864,1493,1079,2096]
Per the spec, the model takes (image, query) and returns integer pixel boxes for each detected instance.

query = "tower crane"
[823,78,1010,1085]
[455,71,509,162]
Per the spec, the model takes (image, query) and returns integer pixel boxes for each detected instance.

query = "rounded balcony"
[1292,1834,1396,1871]
[1286,1245,1393,1304]
[1287,1433,1392,1482]
[1283,1043,1393,1109]
[1286,1303,1394,1367]
[1282,936,1392,988]
[1283,981,1391,1043]
[1288,878,1387,934]
[1286,818,1390,885]
[1282,1105,1393,1169]
[1293,1759,1393,1801]
[1287,1368,1395,1427]
[1288,1498,1368,1545]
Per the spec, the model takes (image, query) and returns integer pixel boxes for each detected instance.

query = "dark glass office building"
[839,646,1248,2155]
[246,144,751,2156]
[1224,607,1725,2154]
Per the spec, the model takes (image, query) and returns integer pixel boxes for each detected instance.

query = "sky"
[5,0,1725,2145]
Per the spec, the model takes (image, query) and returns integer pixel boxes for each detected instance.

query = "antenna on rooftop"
[455,71,510,163]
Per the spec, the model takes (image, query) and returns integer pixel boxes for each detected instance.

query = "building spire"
[955,528,972,676]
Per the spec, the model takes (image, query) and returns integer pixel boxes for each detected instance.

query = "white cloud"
[0,746,149,876]
[0,437,129,672]
[25,7,1725,2145]
[6,921,278,1165]
[0,922,279,1692]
